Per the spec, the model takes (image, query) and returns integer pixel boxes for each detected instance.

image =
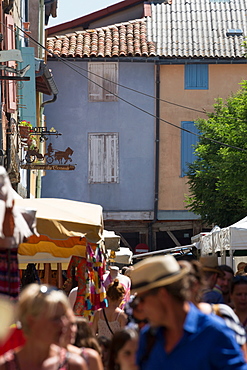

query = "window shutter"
[185,64,208,90]
[88,62,118,102]
[104,63,118,101]
[105,133,119,182]
[88,63,104,102]
[89,134,104,183]
[88,133,119,183]
[181,121,199,177]
[5,14,16,112]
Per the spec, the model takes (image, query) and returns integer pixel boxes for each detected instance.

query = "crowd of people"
[1,257,247,369]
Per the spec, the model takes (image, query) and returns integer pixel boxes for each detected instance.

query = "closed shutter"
[88,133,119,183]
[89,134,104,182]
[88,62,118,102]
[181,121,199,177]
[5,14,16,112]
[88,63,104,102]
[184,64,208,90]
[104,63,118,101]
[105,133,119,182]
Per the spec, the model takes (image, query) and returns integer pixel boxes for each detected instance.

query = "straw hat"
[199,255,223,275]
[130,255,190,295]
[0,295,14,342]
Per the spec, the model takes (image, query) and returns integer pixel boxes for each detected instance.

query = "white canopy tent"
[194,217,247,268]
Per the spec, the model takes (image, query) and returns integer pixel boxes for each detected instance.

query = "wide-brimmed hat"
[199,255,223,275]
[130,255,190,295]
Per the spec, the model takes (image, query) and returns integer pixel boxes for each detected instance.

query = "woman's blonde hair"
[16,284,70,334]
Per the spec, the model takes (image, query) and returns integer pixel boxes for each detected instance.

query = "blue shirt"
[137,303,247,370]
[202,289,224,304]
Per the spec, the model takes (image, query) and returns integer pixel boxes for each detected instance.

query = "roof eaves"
[46,0,145,35]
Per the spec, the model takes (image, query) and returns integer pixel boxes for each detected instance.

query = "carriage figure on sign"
[44,143,74,164]
[25,147,44,163]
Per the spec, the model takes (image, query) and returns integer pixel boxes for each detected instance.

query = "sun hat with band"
[130,255,190,295]
[199,255,224,275]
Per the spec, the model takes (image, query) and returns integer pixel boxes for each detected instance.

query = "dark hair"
[219,265,234,275]
[106,279,125,301]
[107,328,138,370]
[121,266,129,275]
[21,264,40,287]
[74,317,101,354]
[98,335,111,350]
[230,275,247,294]
[178,260,206,303]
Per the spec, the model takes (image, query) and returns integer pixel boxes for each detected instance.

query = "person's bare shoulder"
[82,348,103,370]
[118,309,127,325]
[68,351,88,370]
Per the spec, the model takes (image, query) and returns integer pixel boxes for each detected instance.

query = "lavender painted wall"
[42,61,155,212]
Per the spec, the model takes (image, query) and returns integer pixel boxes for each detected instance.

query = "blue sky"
[48,0,120,27]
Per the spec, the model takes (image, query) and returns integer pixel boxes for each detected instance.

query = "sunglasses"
[136,287,160,303]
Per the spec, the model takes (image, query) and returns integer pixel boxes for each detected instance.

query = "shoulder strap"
[103,308,114,335]
[116,310,122,320]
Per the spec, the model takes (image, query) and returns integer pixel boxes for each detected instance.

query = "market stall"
[15,197,106,317]
[192,217,247,269]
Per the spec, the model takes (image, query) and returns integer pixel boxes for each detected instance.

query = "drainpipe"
[35,0,45,198]
[38,0,45,60]
[41,94,57,108]
[149,63,160,251]
[24,0,29,46]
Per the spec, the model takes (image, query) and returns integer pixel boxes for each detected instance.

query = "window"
[88,62,118,102]
[181,121,199,177]
[88,133,119,183]
[184,64,208,90]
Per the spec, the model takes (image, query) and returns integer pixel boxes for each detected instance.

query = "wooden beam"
[117,232,132,249]
[167,231,181,246]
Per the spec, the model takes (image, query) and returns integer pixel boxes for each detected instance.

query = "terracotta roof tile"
[47,19,156,58]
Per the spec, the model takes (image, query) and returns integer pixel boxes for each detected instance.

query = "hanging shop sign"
[19,124,75,170]
[20,164,76,171]
[22,144,74,163]
[19,126,62,142]
[23,144,74,164]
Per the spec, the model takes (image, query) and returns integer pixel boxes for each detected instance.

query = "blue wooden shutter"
[181,121,199,177]
[185,64,208,90]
